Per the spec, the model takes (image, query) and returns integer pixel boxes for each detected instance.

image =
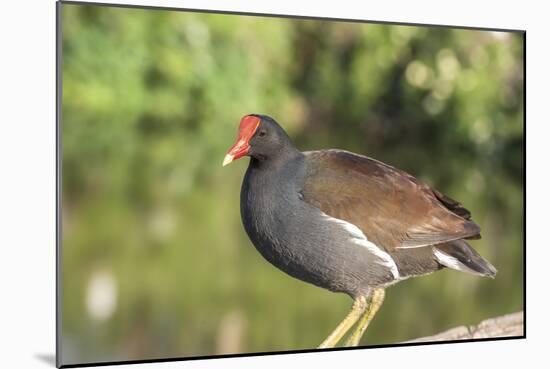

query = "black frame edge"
[56,1,63,367]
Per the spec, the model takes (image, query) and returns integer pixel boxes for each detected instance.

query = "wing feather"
[301,150,480,252]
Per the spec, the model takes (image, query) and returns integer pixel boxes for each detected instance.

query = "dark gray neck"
[242,149,305,214]
[249,146,303,172]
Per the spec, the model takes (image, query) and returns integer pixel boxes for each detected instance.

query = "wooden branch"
[404,311,524,343]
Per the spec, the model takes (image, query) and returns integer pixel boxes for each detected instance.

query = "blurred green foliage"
[61,3,524,365]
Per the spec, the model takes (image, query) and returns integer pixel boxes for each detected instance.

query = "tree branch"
[404,311,524,343]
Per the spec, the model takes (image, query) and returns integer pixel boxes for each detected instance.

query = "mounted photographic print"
[57,1,525,367]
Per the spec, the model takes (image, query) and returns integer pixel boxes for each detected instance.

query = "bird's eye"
[258,130,267,137]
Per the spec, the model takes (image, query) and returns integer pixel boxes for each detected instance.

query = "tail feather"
[433,240,497,278]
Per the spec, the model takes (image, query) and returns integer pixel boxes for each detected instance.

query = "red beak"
[223,115,261,166]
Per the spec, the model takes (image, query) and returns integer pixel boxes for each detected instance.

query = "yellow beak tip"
[222,154,234,167]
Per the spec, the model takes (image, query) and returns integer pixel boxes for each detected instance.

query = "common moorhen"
[223,114,496,348]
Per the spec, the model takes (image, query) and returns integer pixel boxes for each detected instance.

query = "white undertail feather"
[433,248,486,277]
[322,214,400,280]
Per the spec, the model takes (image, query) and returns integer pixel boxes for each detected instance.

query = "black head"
[223,114,298,166]
[247,114,296,161]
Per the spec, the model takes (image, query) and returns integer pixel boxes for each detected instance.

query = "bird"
[223,114,497,348]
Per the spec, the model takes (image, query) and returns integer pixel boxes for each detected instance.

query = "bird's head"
[223,114,293,166]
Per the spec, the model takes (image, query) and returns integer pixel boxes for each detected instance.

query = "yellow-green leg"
[345,288,385,347]
[318,295,368,348]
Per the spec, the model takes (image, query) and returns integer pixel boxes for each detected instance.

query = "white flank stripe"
[322,214,400,279]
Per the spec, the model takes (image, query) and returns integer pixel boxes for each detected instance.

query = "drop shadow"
[35,353,56,367]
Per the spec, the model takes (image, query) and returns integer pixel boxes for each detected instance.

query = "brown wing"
[301,150,481,252]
